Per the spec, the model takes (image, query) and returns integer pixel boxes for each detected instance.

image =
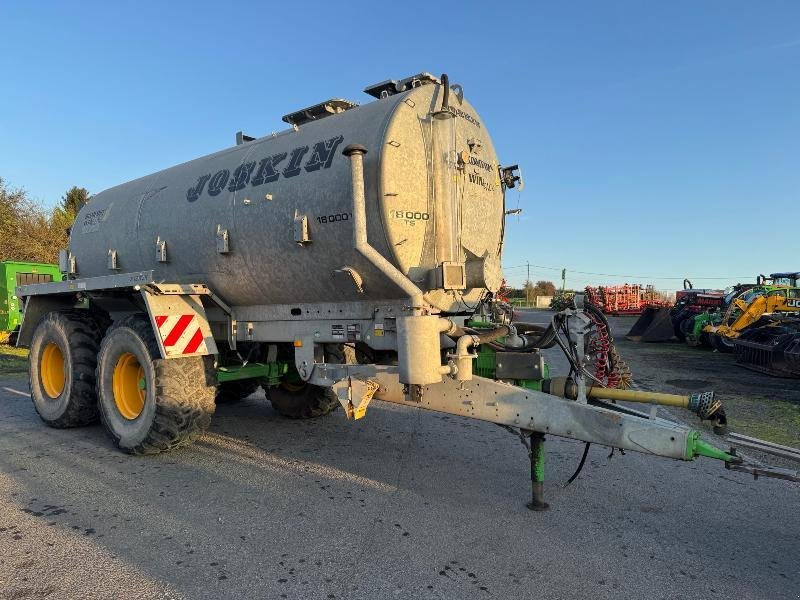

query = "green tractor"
[0,261,62,343]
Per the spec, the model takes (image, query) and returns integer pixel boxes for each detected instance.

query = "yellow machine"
[705,286,800,352]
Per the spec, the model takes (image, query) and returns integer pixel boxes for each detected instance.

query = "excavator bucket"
[626,307,675,342]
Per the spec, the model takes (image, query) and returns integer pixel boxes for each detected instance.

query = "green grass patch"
[725,395,800,449]
[0,344,29,379]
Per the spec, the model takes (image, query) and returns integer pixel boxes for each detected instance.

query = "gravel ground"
[0,320,798,599]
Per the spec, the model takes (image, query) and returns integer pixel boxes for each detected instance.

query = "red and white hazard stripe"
[154,314,206,355]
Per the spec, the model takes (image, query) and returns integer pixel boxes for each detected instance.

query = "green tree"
[0,177,69,263]
[62,186,89,216]
[532,280,557,297]
[523,281,535,304]
[52,185,89,231]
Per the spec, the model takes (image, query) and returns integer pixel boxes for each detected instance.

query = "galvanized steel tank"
[69,74,505,312]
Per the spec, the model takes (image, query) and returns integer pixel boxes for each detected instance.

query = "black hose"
[582,300,620,375]
[523,326,558,350]
[469,325,509,344]
[488,324,558,351]
[565,442,591,487]
[583,300,609,329]
[446,324,509,342]
[446,325,510,344]
[511,322,548,334]
[446,319,558,353]
[508,321,557,349]
[440,73,450,111]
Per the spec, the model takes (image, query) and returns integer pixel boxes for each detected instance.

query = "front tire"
[269,383,339,419]
[29,310,108,428]
[673,310,691,342]
[267,343,351,419]
[679,315,695,342]
[711,333,735,353]
[216,343,263,404]
[96,315,216,454]
[216,379,261,404]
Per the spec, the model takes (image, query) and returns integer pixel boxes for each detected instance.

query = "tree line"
[0,178,87,263]
[502,280,558,300]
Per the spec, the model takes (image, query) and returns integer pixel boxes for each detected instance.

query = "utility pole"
[561,268,566,292]
[526,262,531,306]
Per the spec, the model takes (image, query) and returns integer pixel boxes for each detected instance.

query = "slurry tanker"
[16,72,796,510]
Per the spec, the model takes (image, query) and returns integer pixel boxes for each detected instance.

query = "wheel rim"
[112,352,146,419]
[40,342,65,399]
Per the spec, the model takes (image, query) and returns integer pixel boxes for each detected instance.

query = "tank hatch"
[364,72,440,99]
[281,99,359,126]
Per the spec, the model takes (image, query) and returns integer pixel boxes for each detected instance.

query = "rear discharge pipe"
[343,144,426,314]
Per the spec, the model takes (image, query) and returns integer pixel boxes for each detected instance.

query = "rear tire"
[269,383,339,419]
[29,310,108,428]
[96,314,216,454]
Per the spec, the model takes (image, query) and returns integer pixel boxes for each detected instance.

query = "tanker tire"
[711,334,735,354]
[29,310,109,428]
[216,379,261,404]
[269,384,339,419]
[96,314,216,454]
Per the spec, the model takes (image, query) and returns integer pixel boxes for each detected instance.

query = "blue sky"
[1,1,798,291]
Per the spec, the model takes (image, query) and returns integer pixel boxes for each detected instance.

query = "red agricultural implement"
[585,284,670,316]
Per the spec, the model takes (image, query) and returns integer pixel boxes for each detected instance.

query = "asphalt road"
[1,323,798,599]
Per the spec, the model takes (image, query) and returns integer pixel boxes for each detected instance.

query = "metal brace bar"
[17,270,155,298]
[727,433,800,462]
[726,462,800,482]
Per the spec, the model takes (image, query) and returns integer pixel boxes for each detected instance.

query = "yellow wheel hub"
[40,342,66,399]
[112,352,146,420]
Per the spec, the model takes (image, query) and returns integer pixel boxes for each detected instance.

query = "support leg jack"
[527,432,550,511]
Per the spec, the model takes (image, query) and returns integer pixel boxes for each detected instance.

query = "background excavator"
[731,272,800,378]
[627,273,799,349]
[702,283,800,352]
